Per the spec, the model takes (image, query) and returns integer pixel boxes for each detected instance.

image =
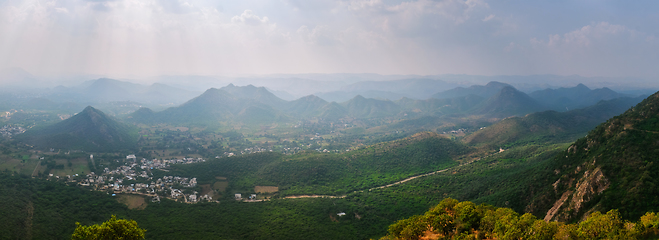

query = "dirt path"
[243,152,491,202]
[31,160,41,177]
[279,160,480,200]
[283,195,346,199]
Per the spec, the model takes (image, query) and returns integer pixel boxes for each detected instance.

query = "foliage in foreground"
[384,198,659,240]
[72,215,146,240]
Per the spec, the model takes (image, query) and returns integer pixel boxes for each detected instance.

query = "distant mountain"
[338,78,459,99]
[130,86,287,125]
[284,95,328,117]
[318,102,348,120]
[528,91,659,222]
[342,95,401,118]
[220,84,287,108]
[315,90,407,102]
[396,95,485,116]
[44,78,201,106]
[15,106,138,151]
[0,67,40,89]
[432,81,511,99]
[463,96,646,148]
[470,86,546,118]
[529,83,627,111]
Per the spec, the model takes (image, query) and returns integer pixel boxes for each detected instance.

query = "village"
[50,155,216,204]
[0,124,26,137]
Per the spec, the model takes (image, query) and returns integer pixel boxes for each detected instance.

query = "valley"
[0,79,657,239]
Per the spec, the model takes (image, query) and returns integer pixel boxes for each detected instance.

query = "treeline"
[0,171,129,239]
[384,198,659,240]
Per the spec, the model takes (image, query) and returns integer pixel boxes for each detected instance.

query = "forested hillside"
[534,91,659,222]
[383,198,659,240]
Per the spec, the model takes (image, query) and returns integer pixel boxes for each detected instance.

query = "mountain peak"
[15,107,137,151]
[575,83,590,90]
[485,81,511,88]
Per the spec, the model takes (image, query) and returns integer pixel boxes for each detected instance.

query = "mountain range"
[125,82,638,126]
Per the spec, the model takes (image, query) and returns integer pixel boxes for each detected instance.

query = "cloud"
[297,25,339,45]
[530,22,638,48]
[54,7,69,14]
[525,22,659,77]
[0,1,657,78]
[231,10,269,26]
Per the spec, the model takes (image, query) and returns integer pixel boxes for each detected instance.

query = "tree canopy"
[72,215,146,240]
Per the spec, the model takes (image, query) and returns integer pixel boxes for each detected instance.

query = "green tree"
[71,215,146,240]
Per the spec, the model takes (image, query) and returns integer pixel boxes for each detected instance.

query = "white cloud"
[532,22,629,47]
[231,10,269,26]
[55,7,69,14]
[0,1,658,78]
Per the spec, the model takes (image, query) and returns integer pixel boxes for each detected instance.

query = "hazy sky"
[0,0,657,78]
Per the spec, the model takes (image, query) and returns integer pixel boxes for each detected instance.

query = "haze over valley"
[1,1,659,239]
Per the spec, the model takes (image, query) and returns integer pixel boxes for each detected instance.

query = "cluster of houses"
[443,128,467,135]
[64,155,214,204]
[0,125,26,137]
[218,147,272,158]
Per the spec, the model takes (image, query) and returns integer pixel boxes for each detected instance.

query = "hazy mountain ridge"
[463,96,646,148]
[431,81,512,99]
[128,83,636,126]
[15,106,138,151]
[529,83,627,111]
[469,86,547,118]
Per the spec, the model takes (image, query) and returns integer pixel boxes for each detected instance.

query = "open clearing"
[254,186,278,193]
[0,157,40,176]
[49,158,90,177]
[213,181,229,192]
[116,194,147,210]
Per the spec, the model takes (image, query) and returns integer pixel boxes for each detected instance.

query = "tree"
[71,215,146,240]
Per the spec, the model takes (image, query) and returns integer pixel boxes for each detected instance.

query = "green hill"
[15,106,138,151]
[383,198,659,240]
[163,132,471,195]
[463,96,645,149]
[532,91,659,222]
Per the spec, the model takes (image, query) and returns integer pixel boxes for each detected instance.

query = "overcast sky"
[0,0,657,79]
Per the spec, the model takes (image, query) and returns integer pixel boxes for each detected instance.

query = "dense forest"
[383,198,659,240]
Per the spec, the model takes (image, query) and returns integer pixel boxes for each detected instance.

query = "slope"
[431,81,511,99]
[470,86,546,118]
[533,91,659,222]
[529,83,627,111]
[342,95,401,119]
[463,96,645,149]
[15,106,138,151]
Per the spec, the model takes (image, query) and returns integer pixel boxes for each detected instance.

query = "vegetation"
[0,83,657,239]
[160,132,470,195]
[72,215,146,240]
[15,106,138,152]
[383,198,659,240]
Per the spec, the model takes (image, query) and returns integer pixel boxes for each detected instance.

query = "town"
[50,156,215,204]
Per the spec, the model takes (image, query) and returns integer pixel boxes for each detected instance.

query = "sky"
[0,0,658,79]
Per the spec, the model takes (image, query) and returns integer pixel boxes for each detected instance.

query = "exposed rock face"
[544,166,610,222]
